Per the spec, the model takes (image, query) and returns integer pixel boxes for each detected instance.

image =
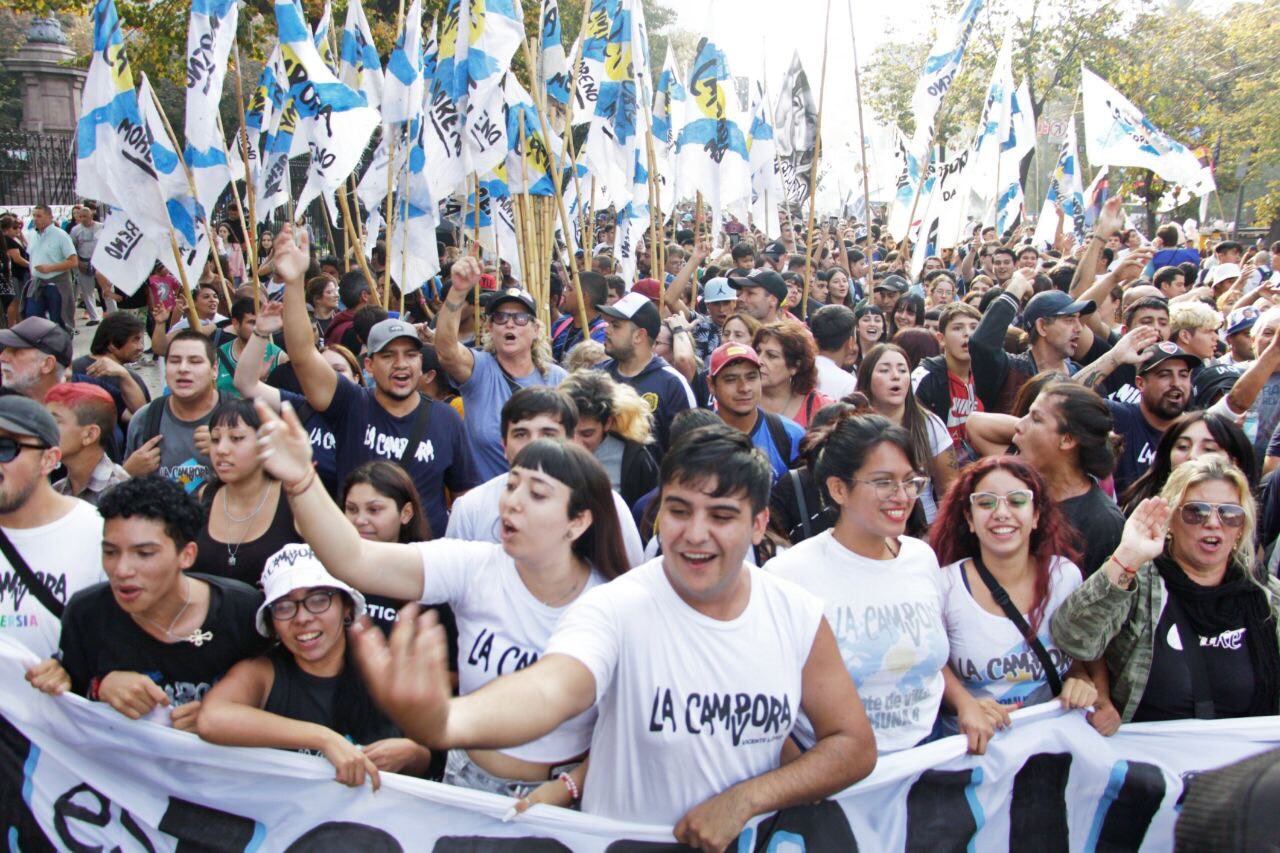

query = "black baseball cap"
[485,287,537,316]
[873,274,910,294]
[0,317,72,368]
[761,241,787,259]
[729,269,788,304]
[1139,341,1201,375]
[1022,291,1096,327]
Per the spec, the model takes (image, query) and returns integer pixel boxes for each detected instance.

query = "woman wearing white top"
[930,456,1098,750]
[856,343,958,524]
[765,412,951,753]
[253,399,630,797]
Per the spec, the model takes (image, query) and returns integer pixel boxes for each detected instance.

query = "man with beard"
[1107,343,1196,494]
[275,226,477,536]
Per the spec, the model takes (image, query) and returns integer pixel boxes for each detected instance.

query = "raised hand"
[350,605,453,749]
[254,299,284,336]
[1111,325,1161,365]
[272,224,311,286]
[1095,196,1125,240]
[1116,497,1172,567]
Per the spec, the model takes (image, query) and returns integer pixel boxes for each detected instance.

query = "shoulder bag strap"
[790,468,812,542]
[494,358,523,397]
[398,394,432,466]
[971,555,1063,696]
[0,527,63,619]
[1164,594,1217,720]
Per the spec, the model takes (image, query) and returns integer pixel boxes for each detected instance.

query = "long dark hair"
[1121,411,1256,515]
[341,460,432,542]
[931,456,1081,635]
[857,343,936,474]
[808,411,918,504]
[891,293,926,336]
[511,439,630,579]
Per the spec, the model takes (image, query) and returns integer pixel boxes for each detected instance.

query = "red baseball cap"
[708,342,761,377]
[632,278,662,301]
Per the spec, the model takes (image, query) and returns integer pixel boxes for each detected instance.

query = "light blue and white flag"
[581,0,647,209]
[650,52,685,214]
[1033,116,1086,248]
[539,0,570,107]
[182,0,239,212]
[995,80,1035,235]
[382,0,424,127]
[339,0,383,110]
[745,79,781,238]
[313,2,337,72]
[910,0,984,152]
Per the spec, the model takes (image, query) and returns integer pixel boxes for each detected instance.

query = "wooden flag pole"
[231,42,261,309]
[382,129,400,309]
[216,112,260,293]
[801,0,834,320]
[335,190,379,293]
[693,191,704,310]
[847,0,874,293]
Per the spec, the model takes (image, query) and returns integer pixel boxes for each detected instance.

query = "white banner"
[89,209,161,297]
[2,637,1279,850]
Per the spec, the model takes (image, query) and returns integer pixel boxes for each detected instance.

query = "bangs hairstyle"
[807,412,918,505]
[1160,455,1260,574]
[753,320,820,396]
[511,439,629,580]
[560,370,654,445]
[931,456,1081,635]
[660,424,772,514]
[209,397,263,432]
[342,460,431,542]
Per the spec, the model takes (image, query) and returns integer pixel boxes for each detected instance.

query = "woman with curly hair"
[930,456,1098,749]
[559,370,660,508]
[754,321,833,428]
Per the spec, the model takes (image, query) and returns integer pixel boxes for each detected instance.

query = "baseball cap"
[761,241,787,259]
[0,396,59,448]
[1226,306,1261,337]
[873,274,910,294]
[255,544,367,637]
[728,269,787,304]
[366,318,421,355]
[0,317,72,368]
[708,341,761,377]
[702,277,737,304]
[1192,363,1242,409]
[1139,341,1201,375]
[596,291,661,340]
[486,287,537,316]
[632,278,662,301]
[1022,291,1097,327]
[1209,263,1242,286]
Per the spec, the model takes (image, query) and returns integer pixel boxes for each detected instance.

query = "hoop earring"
[343,615,353,626]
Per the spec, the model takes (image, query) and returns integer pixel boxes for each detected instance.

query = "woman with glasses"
[765,412,950,753]
[1052,456,1280,725]
[198,545,430,789]
[931,457,1098,753]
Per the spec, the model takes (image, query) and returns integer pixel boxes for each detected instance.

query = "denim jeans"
[24,280,63,328]
[442,750,540,798]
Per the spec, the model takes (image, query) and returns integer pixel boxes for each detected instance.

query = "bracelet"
[252,330,274,339]
[284,468,317,497]
[1111,554,1138,575]
[558,772,580,802]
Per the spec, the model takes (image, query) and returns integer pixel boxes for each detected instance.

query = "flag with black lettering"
[338,0,383,110]
[182,0,238,211]
[676,34,750,237]
[89,209,161,296]
[773,51,817,205]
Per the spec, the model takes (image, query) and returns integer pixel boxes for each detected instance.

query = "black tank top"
[192,483,300,588]
[262,648,397,745]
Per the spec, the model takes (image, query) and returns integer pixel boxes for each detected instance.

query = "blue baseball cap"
[1226,306,1260,337]
[702,277,737,303]
[1022,290,1096,327]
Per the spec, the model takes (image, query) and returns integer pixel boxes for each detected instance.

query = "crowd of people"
[4,195,1280,849]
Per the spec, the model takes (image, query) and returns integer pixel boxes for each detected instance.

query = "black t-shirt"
[322,379,477,537]
[263,648,399,747]
[1107,400,1163,497]
[192,484,302,588]
[1059,485,1125,577]
[1132,599,1255,722]
[59,573,268,705]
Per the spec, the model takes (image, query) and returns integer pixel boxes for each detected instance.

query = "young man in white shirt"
[349,424,876,848]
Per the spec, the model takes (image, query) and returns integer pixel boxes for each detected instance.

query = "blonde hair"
[560,369,654,445]
[480,317,554,374]
[564,340,606,372]
[1160,455,1260,575]
[1169,301,1222,339]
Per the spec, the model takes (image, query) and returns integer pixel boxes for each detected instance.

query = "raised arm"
[275,225,338,411]
[233,300,283,408]
[663,238,710,318]
[254,399,425,600]
[1071,197,1125,298]
[1073,325,1160,393]
[433,255,481,385]
[1224,329,1280,416]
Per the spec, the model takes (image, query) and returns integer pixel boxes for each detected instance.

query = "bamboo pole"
[801,0,834,320]
[216,113,258,290]
[231,42,261,310]
[335,191,379,292]
[167,233,203,331]
[382,129,399,309]
[847,0,874,294]
[693,191,704,310]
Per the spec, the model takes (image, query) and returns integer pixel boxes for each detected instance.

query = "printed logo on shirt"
[466,627,538,675]
[1109,383,1141,404]
[642,392,659,413]
[1137,443,1156,466]
[308,426,336,450]
[162,458,209,494]
[646,687,793,747]
[0,569,66,611]
[362,426,435,465]
[1169,624,1247,652]
[142,670,210,706]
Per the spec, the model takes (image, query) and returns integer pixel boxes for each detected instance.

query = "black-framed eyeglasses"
[0,437,48,464]
[1179,502,1246,529]
[491,310,533,327]
[269,590,338,621]
[851,476,930,501]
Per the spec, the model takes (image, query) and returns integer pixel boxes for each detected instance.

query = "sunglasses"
[1179,502,1246,528]
[969,490,1034,512]
[491,310,533,327]
[0,437,48,464]
[269,590,338,621]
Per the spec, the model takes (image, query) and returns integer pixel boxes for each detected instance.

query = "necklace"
[223,484,272,566]
[136,577,214,647]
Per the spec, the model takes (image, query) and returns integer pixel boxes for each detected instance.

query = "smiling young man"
[350,425,876,848]
[706,342,803,482]
[274,227,476,537]
[26,477,266,731]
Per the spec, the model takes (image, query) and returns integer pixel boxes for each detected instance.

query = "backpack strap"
[790,468,812,542]
[763,412,795,469]
[971,554,1063,696]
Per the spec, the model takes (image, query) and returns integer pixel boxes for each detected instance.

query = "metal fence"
[0,131,77,206]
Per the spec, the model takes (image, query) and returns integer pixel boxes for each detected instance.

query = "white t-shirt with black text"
[0,500,105,658]
[414,538,604,763]
[544,557,824,825]
[765,531,947,752]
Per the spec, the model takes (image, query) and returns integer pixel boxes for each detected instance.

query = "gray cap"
[366,318,421,355]
[873,274,910,294]
[0,317,73,368]
[0,396,60,448]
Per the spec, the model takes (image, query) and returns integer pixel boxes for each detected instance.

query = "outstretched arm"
[434,256,481,385]
[276,226,339,411]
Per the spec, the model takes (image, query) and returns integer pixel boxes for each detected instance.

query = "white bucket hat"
[255,544,367,637]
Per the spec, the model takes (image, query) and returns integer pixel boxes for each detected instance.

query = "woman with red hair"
[931,456,1098,748]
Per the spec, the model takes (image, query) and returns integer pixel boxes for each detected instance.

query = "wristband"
[1111,554,1138,575]
[284,468,317,497]
[252,329,274,339]
[558,772,580,802]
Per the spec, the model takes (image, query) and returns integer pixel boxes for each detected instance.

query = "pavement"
[71,310,166,398]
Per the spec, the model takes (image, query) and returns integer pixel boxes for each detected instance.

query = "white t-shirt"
[764,531,947,752]
[444,471,645,568]
[544,557,824,825]
[918,410,953,523]
[414,538,604,763]
[941,556,1082,707]
[815,354,857,400]
[0,500,105,658]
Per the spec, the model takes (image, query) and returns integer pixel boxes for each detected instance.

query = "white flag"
[910,0,984,152]
[995,80,1035,235]
[182,0,238,211]
[382,0,424,126]
[338,0,383,110]
[89,209,161,297]
[746,80,781,238]
[1033,116,1086,248]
